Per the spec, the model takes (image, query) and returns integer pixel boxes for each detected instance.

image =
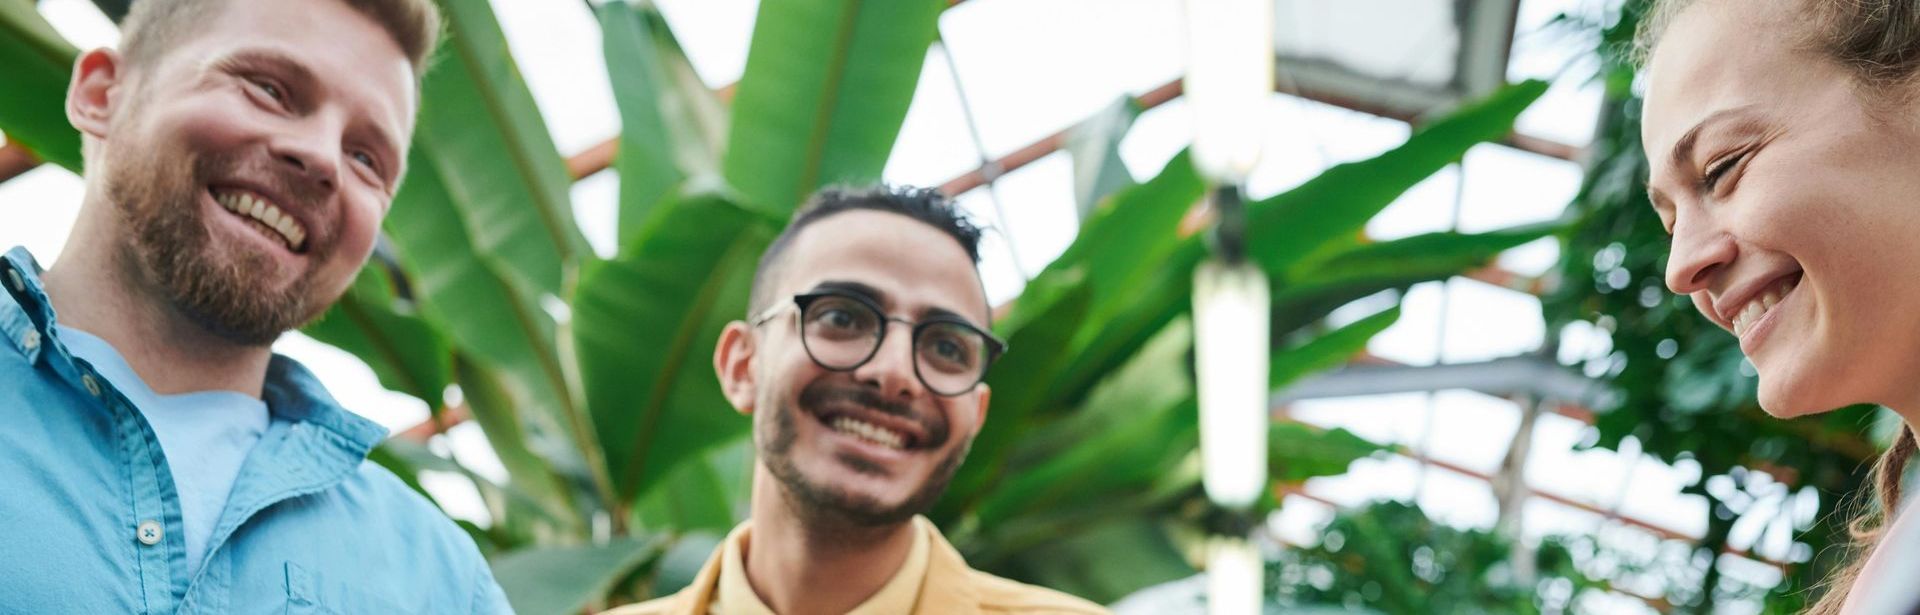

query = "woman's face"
[1643,0,1920,417]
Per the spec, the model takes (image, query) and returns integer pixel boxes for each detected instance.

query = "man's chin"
[771,459,924,528]
[801,467,917,516]
[115,218,312,346]
[162,255,320,346]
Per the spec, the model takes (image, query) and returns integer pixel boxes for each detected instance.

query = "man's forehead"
[181,0,418,136]
[776,210,989,322]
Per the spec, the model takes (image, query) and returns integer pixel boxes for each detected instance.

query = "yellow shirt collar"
[710,517,932,615]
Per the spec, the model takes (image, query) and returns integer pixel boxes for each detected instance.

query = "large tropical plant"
[0,0,1554,611]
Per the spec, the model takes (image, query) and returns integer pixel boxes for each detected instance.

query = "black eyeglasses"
[750,291,1007,396]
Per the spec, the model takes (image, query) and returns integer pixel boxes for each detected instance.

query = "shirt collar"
[3,247,55,364]
[0,246,388,458]
[714,516,933,615]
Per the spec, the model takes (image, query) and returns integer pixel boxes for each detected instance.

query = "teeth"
[830,416,905,450]
[1731,277,1798,338]
[275,216,303,249]
[213,188,307,252]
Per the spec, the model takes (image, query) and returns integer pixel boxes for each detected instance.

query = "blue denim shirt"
[0,247,513,614]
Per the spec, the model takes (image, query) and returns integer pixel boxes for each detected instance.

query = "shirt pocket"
[282,561,411,615]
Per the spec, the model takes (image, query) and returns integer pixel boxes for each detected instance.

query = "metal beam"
[1274,352,1616,409]
[1386,438,1790,571]
[928,75,1583,197]
[396,404,471,442]
[560,70,1583,188]
[0,143,41,185]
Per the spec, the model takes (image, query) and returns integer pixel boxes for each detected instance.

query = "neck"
[40,199,273,397]
[1888,386,1920,442]
[743,465,917,615]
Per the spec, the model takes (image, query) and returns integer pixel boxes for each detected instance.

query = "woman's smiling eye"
[1704,151,1747,190]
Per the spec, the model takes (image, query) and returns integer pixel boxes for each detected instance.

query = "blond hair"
[118,0,441,76]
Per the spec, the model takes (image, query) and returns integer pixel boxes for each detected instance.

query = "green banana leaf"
[936,278,1092,516]
[598,0,727,241]
[1269,225,1553,337]
[1270,421,1387,483]
[301,264,452,404]
[1270,306,1401,390]
[382,0,604,511]
[931,85,1548,598]
[944,79,1548,519]
[970,318,1195,527]
[983,151,1204,426]
[1245,80,1551,275]
[370,435,562,554]
[722,0,943,212]
[384,149,585,510]
[572,188,778,505]
[425,0,587,289]
[452,351,579,534]
[1281,222,1557,283]
[1064,97,1142,221]
[491,536,668,615]
[993,518,1195,606]
[0,1,82,171]
[1045,80,1552,414]
[1047,150,1204,323]
[633,435,753,534]
[970,311,1390,544]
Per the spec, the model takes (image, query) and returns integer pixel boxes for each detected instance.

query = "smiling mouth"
[812,409,919,451]
[830,416,908,449]
[1731,274,1800,338]
[209,186,308,253]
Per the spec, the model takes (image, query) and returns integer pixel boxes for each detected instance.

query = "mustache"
[193,149,335,248]
[798,382,949,449]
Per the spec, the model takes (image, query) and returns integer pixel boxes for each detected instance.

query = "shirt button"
[82,374,101,397]
[5,268,21,292]
[20,330,38,351]
[136,520,163,546]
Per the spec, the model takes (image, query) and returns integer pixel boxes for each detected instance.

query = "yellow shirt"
[603,516,1109,615]
[708,517,928,615]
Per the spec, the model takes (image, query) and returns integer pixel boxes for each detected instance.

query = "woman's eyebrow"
[1668,105,1762,172]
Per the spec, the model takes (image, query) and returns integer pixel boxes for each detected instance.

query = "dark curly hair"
[747,185,986,319]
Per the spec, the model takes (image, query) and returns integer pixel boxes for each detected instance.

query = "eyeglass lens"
[798,294,989,395]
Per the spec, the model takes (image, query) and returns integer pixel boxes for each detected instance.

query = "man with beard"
[607,187,1107,615]
[0,0,510,612]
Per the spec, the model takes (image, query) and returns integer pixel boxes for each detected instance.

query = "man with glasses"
[608,186,1106,614]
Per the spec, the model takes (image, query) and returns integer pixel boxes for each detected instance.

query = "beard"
[101,125,335,346]
[759,379,970,531]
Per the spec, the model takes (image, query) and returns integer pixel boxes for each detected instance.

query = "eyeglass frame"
[749,290,1008,396]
